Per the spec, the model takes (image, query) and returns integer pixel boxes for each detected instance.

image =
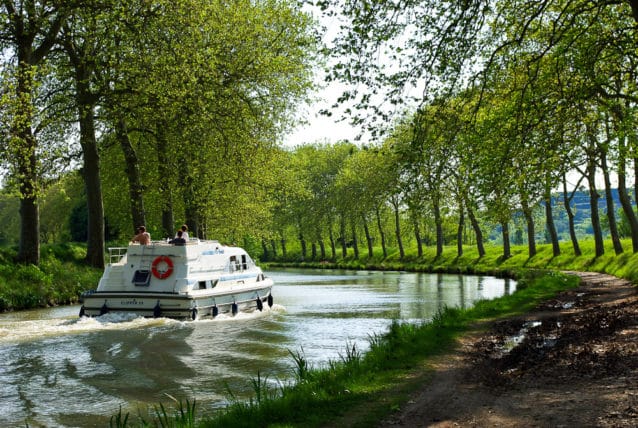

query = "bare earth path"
[380,272,638,427]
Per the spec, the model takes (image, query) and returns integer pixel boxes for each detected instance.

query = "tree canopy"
[2,0,638,266]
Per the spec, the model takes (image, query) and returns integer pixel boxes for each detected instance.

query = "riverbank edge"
[195,269,581,428]
[375,270,638,427]
[263,237,638,287]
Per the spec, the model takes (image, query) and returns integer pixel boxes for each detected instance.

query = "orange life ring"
[151,255,174,279]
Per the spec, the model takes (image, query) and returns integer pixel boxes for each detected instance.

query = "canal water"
[0,268,515,427]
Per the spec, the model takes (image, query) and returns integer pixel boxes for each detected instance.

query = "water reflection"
[0,268,515,426]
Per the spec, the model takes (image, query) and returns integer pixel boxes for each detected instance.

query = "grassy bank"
[0,243,101,312]
[270,238,638,285]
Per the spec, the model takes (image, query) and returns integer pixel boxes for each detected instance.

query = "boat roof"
[111,239,251,261]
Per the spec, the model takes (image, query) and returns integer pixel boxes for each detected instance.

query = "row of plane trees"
[3,1,638,266]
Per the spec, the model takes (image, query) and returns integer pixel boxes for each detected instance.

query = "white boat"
[79,239,274,320]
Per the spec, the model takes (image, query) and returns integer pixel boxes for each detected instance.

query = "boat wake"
[0,304,286,344]
[0,312,183,344]
[190,303,286,323]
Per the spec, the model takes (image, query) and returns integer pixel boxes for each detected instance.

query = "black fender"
[153,302,161,318]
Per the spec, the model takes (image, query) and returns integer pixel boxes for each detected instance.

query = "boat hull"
[81,240,274,320]
[80,281,273,320]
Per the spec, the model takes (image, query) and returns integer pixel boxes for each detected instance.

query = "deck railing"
[108,247,128,264]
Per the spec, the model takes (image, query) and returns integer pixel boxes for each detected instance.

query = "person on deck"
[176,224,189,241]
[170,230,186,245]
[131,226,151,245]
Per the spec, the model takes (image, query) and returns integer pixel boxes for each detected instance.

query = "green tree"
[322,0,638,261]
[94,0,317,244]
[40,173,83,243]
[292,142,355,260]
[381,132,410,259]
[58,2,115,267]
[1,1,71,264]
[0,192,19,245]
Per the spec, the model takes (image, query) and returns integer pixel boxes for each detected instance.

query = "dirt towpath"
[380,271,638,427]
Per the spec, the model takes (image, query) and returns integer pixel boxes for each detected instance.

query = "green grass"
[275,238,638,284]
[0,243,101,312]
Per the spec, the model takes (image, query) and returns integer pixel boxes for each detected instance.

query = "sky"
[282,7,369,148]
[283,82,359,147]
[282,6,423,149]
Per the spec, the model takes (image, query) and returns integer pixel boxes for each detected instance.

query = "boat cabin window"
[212,279,218,288]
[230,255,241,272]
[241,255,247,270]
[198,281,206,290]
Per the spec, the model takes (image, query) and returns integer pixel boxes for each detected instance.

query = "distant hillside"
[552,188,633,238]
[503,189,632,244]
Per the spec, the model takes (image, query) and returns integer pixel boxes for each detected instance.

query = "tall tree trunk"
[198,219,207,240]
[413,215,423,258]
[521,198,536,258]
[466,201,485,257]
[375,206,387,258]
[185,212,199,238]
[14,64,40,265]
[351,220,359,259]
[457,200,464,258]
[433,199,443,258]
[392,198,405,259]
[156,129,174,239]
[270,239,278,258]
[319,239,326,260]
[299,232,307,261]
[176,159,199,238]
[362,215,373,258]
[184,195,199,239]
[329,226,336,260]
[543,184,560,257]
[261,240,269,261]
[77,98,104,268]
[280,237,287,258]
[340,216,347,258]
[311,242,317,260]
[586,155,605,258]
[16,151,39,264]
[9,6,65,264]
[501,221,511,259]
[116,117,145,233]
[601,149,623,255]
[65,34,104,268]
[616,131,638,252]
[562,173,582,256]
